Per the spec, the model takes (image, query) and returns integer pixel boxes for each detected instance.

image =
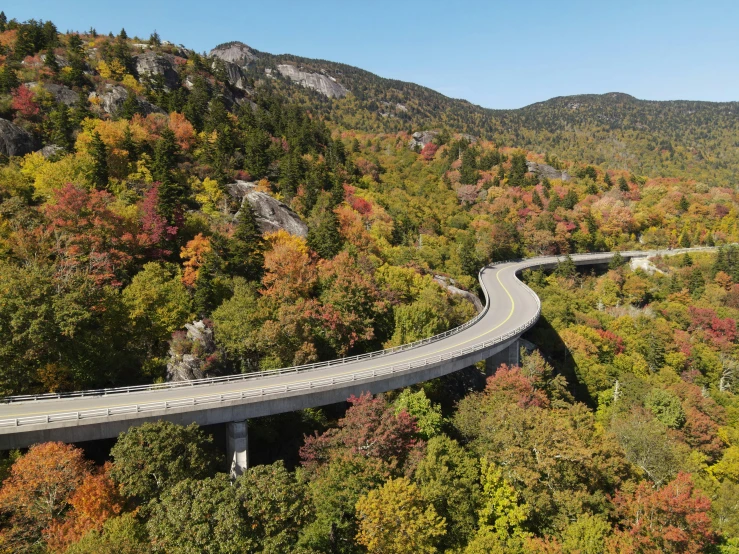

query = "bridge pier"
[227,420,248,478]
[485,339,520,376]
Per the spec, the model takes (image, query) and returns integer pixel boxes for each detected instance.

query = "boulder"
[24,82,78,106]
[434,275,484,313]
[226,180,308,237]
[275,64,348,99]
[526,161,572,182]
[135,51,180,90]
[166,320,218,382]
[0,119,35,158]
[44,83,79,106]
[409,130,439,150]
[209,41,259,67]
[36,144,64,158]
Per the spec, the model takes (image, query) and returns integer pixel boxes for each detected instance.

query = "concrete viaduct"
[0,248,712,475]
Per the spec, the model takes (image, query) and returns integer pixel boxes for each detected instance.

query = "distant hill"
[213,42,739,185]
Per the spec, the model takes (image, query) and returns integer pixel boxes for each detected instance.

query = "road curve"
[0,247,714,449]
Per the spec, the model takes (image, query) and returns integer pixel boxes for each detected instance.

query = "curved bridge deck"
[0,248,713,449]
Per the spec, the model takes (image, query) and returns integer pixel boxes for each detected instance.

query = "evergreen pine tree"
[608,251,626,270]
[119,28,128,40]
[555,254,577,278]
[712,247,728,277]
[122,125,138,163]
[43,49,59,75]
[152,128,179,185]
[603,172,613,188]
[678,195,690,212]
[618,176,629,191]
[118,92,140,120]
[460,147,479,185]
[243,127,271,179]
[307,194,342,259]
[0,11,6,33]
[149,30,161,47]
[89,131,109,189]
[72,90,92,125]
[50,103,73,151]
[531,189,543,208]
[229,202,265,281]
[688,267,705,298]
[0,65,19,93]
[192,253,218,318]
[682,253,693,267]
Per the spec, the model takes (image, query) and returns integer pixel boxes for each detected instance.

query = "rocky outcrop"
[36,144,64,158]
[226,180,308,237]
[89,84,166,117]
[135,52,179,89]
[0,119,35,158]
[167,320,218,381]
[22,82,78,106]
[274,64,348,98]
[526,161,572,182]
[434,275,484,313]
[409,130,439,150]
[209,41,259,67]
[217,61,253,93]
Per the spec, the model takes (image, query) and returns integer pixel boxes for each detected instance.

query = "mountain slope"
[213,42,739,185]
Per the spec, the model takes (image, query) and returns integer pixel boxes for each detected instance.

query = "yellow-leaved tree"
[355,477,446,554]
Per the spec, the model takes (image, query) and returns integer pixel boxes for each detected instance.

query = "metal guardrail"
[0,246,718,428]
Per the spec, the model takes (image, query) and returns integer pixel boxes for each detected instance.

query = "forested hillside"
[0,12,738,554]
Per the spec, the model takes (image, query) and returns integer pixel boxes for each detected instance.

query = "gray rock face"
[275,64,348,98]
[36,144,64,159]
[167,320,217,382]
[227,180,308,237]
[217,60,253,93]
[89,84,165,117]
[0,119,35,158]
[135,52,179,90]
[409,130,439,150]
[23,82,78,106]
[526,161,572,182]
[434,275,484,313]
[209,41,259,67]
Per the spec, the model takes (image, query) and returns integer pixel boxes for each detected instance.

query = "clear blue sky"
[8,0,739,109]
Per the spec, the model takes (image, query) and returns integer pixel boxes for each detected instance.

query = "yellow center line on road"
[5,266,520,419]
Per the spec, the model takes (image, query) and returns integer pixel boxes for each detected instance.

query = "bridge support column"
[485,340,520,376]
[227,420,248,478]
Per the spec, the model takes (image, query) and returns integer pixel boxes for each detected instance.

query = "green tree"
[122,262,192,353]
[0,65,19,93]
[234,461,312,552]
[110,421,219,505]
[618,176,629,191]
[414,435,480,551]
[211,278,261,372]
[230,202,265,281]
[307,194,342,259]
[645,389,685,429]
[243,127,272,178]
[393,389,443,439]
[49,103,74,151]
[89,131,109,189]
[555,254,577,278]
[118,28,128,40]
[43,48,59,75]
[608,251,626,270]
[476,459,528,542]
[147,474,250,554]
